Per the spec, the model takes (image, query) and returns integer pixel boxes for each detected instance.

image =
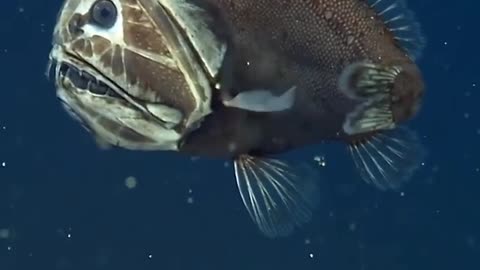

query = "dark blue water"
[0,1,478,269]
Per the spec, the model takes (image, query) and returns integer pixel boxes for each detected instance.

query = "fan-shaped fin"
[367,0,426,60]
[348,126,426,191]
[339,62,401,135]
[233,156,319,238]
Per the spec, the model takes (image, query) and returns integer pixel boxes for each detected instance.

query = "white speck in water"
[0,228,10,239]
[400,192,405,197]
[309,253,314,258]
[148,254,153,259]
[313,155,327,167]
[67,233,72,239]
[7,246,12,251]
[125,176,138,189]
[304,238,311,245]
[187,189,194,204]
[1,162,5,167]
[349,223,357,232]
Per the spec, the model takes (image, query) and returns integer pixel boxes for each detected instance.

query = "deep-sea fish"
[47,0,426,238]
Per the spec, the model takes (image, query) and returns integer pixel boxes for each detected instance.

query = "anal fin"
[233,155,319,238]
[348,127,426,191]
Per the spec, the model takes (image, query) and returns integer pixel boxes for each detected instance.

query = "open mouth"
[57,61,123,99]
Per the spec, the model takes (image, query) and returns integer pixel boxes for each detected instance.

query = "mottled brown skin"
[179,0,424,158]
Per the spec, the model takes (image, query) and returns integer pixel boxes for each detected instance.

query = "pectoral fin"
[233,155,319,238]
[223,86,296,112]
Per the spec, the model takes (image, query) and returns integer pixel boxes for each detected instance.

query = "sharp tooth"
[89,82,109,95]
[66,66,88,89]
[59,63,69,75]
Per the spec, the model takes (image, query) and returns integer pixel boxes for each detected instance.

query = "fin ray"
[343,101,395,135]
[348,127,426,191]
[339,62,401,135]
[233,156,319,238]
[367,0,426,60]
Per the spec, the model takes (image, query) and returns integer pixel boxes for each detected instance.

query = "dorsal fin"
[367,0,426,60]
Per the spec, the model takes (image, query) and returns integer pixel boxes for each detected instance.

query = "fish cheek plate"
[49,0,230,151]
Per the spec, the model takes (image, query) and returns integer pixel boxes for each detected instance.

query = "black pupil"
[92,0,117,28]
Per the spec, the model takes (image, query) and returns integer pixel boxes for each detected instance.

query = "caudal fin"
[339,62,401,135]
[233,155,319,238]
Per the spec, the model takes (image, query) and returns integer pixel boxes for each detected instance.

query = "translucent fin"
[223,86,296,112]
[339,62,401,135]
[233,155,319,238]
[367,0,426,60]
[348,127,426,191]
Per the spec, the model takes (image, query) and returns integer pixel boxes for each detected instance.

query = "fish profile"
[47,0,426,238]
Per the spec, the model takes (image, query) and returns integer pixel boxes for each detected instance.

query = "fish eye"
[90,0,117,29]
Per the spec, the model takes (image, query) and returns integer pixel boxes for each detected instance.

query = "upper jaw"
[48,43,145,114]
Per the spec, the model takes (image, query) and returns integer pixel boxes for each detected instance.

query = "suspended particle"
[125,176,138,189]
[313,155,327,167]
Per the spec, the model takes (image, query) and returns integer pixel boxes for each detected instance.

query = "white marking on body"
[223,86,296,112]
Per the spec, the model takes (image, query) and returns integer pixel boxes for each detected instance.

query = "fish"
[47,0,426,238]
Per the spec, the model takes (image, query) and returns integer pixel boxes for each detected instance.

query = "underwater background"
[0,0,478,269]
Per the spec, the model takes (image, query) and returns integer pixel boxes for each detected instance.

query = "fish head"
[391,62,425,123]
[47,0,228,151]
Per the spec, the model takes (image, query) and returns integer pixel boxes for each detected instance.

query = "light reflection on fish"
[47,0,426,238]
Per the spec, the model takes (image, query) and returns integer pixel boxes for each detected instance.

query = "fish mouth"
[47,44,183,151]
[48,45,126,102]
[57,61,123,99]
[53,58,125,133]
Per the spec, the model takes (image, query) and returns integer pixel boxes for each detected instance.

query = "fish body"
[48,0,426,238]
[181,0,425,156]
